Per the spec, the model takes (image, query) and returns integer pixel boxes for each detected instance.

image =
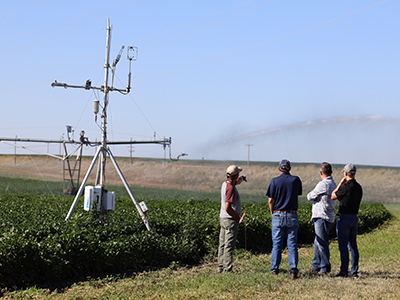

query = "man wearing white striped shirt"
[306,162,337,275]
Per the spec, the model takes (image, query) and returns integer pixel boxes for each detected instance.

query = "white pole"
[99,18,112,187]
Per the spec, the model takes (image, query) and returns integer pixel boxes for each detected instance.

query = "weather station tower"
[51,19,172,230]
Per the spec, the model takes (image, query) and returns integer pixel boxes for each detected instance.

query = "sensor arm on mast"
[51,44,136,94]
[51,80,102,91]
[51,80,130,93]
[51,19,135,96]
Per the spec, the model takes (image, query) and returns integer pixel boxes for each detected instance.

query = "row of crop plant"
[0,192,391,287]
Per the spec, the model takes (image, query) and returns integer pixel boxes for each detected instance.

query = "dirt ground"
[0,155,399,203]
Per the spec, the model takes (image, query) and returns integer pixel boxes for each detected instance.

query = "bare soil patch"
[1,155,399,203]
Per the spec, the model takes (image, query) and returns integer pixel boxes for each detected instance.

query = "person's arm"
[225,201,240,221]
[298,178,302,196]
[307,181,325,202]
[331,189,339,200]
[331,177,347,200]
[268,197,275,215]
[235,175,247,185]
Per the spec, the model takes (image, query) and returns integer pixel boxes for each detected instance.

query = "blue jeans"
[271,212,299,274]
[312,218,334,272]
[336,214,359,275]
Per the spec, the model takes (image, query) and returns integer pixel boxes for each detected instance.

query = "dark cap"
[279,159,291,171]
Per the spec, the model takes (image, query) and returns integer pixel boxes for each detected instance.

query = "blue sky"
[1,0,399,167]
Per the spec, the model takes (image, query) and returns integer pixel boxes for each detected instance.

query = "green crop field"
[0,156,399,298]
[0,176,392,289]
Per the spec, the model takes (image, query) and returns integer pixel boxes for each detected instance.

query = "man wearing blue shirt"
[306,162,337,275]
[266,159,302,279]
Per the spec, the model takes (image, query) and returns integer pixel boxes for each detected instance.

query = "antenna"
[50,19,166,230]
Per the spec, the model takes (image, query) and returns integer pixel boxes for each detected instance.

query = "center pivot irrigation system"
[0,19,187,231]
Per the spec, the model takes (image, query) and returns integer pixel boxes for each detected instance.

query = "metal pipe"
[99,18,112,188]
[107,147,151,230]
[0,141,64,160]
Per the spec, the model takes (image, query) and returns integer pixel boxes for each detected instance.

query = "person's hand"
[236,176,246,185]
[339,177,347,185]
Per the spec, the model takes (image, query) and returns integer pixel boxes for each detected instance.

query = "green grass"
[3,214,400,299]
[383,203,400,214]
[0,175,309,204]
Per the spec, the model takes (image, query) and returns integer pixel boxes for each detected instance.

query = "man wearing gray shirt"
[306,162,337,275]
[218,165,246,273]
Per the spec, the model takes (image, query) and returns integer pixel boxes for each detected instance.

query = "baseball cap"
[279,159,291,171]
[226,165,242,176]
[343,163,356,174]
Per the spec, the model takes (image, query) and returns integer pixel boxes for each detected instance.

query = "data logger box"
[104,191,115,211]
[84,185,115,211]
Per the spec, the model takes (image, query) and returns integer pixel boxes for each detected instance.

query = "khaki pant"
[218,218,239,272]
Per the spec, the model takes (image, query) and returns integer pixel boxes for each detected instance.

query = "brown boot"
[290,271,298,280]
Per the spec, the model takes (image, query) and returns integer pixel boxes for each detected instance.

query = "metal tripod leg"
[65,146,102,220]
[107,147,151,231]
